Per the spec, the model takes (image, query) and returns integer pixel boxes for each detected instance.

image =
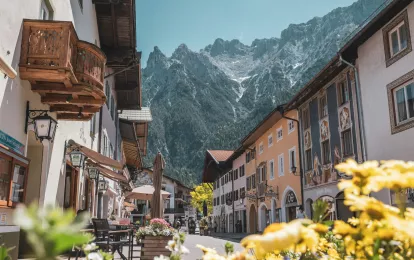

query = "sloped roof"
[207,150,233,164]
[119,107,152,122]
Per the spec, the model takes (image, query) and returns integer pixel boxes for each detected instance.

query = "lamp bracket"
[25,101,53,134]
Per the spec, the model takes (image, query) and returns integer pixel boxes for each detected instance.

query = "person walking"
[296,206,306,219]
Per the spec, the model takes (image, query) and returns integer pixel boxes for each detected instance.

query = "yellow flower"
[327,248,340,259]
[309,223,329,234]
[333,220,357,236]
[241,220,309,258]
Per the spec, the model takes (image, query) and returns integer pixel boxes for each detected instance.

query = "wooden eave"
[119,119,143,169]
[93,0,137,67]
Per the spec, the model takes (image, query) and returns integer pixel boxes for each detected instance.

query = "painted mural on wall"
[304,129,312,149]
[339,106,351,131]
[320,119,330,141]
[136,170,153,186]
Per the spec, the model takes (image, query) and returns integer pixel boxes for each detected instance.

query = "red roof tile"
[207,150,233,163]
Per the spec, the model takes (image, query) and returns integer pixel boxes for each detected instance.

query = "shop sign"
[0,130,24,155]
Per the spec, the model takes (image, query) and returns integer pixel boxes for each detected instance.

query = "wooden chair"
[92,218,130,260]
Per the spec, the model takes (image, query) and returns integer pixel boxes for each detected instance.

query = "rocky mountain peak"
[146,46,168,71]
[142,0,385,186]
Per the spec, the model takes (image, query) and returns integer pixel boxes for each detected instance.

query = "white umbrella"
[125,185,170,200]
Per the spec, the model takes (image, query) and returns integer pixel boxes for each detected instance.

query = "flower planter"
[141,236,172,260]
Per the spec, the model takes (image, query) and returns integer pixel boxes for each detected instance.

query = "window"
[234,169,238,180]
[288,120,295,133]
[90,114,96,137]
[234,190,239,201]
[341,129,353,157]
[246,152,250,163]
[217,178,220,188]
[213,197,216,206]
[268,134,273,147]
[305,149,312,171]
[269,160,275,180]
[319,94,328,118]
[221,176,224,186]
[0,152,29,207]
[251,175,256,189]
[259,143,264,154]
[389,21,408,57]
[240,187,245,198]
[387,71,414,134]
[251,148,256,159]
[322,140,331,165]
[278,154,284,177]
[221,195,224,205]
[303,107,310,129]
[277,128,283,141]
[259,166,266,183]
[287,147,296,173]
[225,174,228,183]
[337,80,349,105]
[383,10,412,67]
[247,177,251,191]
[240,165,245,177]
[40,0,53,20]
[105,81,111,107]
[394,82,414,124]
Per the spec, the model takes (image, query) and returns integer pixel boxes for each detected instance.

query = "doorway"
[63,164,79,211]
[259,203,268,231]
[249,204,256,233]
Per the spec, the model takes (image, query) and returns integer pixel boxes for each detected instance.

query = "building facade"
[0,1,147,256]
[242,109,302,232]
[355,1,414,206]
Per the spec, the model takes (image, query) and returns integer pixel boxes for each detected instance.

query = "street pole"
[95,172,100,218]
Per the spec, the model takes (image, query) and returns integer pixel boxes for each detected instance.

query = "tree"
[190,183,213,216]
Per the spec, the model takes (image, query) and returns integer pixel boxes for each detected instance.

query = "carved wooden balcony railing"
[19,20,106,120]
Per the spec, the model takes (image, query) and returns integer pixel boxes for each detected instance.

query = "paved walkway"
[209,232,248,243]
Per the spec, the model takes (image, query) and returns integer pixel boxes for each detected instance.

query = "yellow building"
[242,106,302,233]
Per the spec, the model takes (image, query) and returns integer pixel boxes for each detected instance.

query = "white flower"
[180,245,190,254]
[154,255,170,260]
[13,206,34,230]
[87,252,103,260]
[84,243,96,251]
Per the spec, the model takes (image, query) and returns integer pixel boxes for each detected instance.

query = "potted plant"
[135,218,176,260]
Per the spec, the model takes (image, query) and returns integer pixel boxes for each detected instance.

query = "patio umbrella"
[151,152,165,219]
[125,185,170,200]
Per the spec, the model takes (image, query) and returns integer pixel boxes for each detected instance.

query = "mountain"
[141,0,386,187]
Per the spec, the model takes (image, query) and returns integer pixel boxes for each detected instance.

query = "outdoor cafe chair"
[92,218,131,260]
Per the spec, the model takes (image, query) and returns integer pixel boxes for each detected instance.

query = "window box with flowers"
[136,218,176,260]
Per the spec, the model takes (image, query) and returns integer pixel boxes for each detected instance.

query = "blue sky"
[136,0,357,67]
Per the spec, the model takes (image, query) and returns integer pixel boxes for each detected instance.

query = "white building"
[0,0,146,257]
[352,0,414,205]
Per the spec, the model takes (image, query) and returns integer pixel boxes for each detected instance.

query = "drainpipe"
[232,173,235,233]
[277,106,304,207]
[339,55,367,162]
[95,107,103,217]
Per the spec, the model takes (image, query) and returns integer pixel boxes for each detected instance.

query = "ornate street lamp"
[291,166,297,175]
[69,149,86,168]
[25,101,57,142]
[87,166,99,180]
[98,178,108,193]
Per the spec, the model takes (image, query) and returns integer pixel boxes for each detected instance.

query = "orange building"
[242,106,302,232]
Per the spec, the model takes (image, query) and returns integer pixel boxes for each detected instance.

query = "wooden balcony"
[19,20,106,120]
